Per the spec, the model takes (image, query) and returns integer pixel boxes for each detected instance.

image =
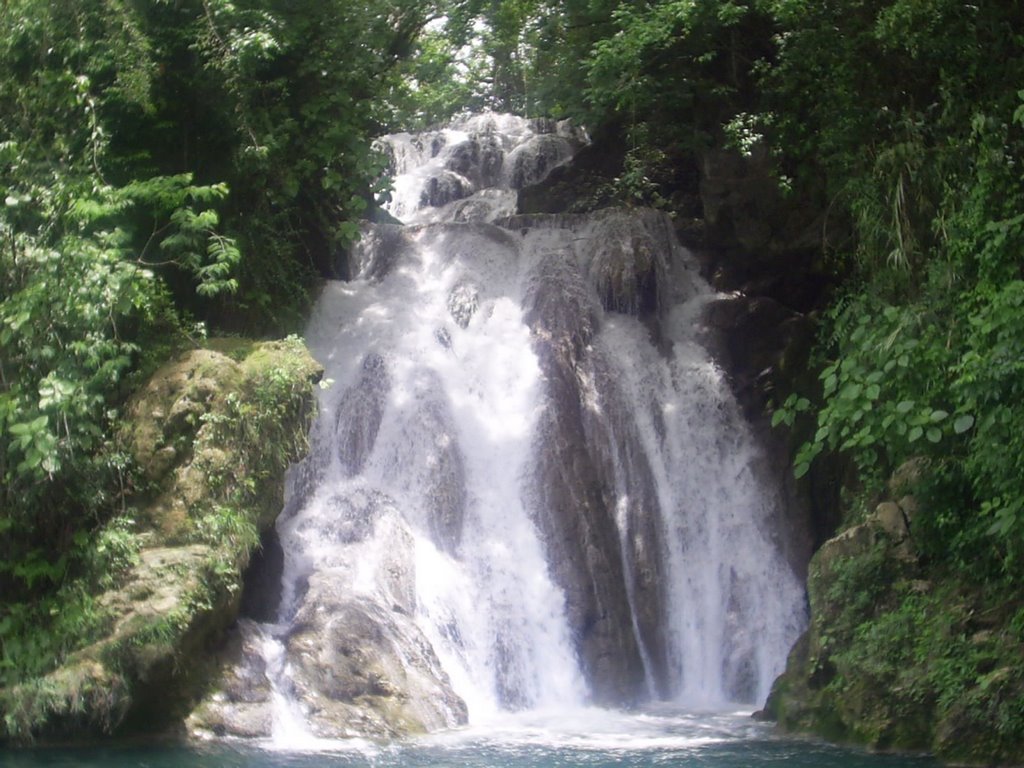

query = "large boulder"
[761,496,926,746]
[285,585,467,738]
[763,463,1024,764]
[516,126,625,216]
[0,340,321,743]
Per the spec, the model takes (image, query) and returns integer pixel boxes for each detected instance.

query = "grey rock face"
[283,518,466,737]
[186,621,275,739]
[287,580,467,738]
[580,346,672,697]
[527,344,649,704]
[506,135,578,190]
[521,250,652,704]
[421,171,473,209]
[336,353,391,477]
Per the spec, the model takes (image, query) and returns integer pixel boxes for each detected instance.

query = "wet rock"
[289,490,393,548]
[522,254,650,705]
[517,138,624,215]
[505,134,578,190]
[186,621,274,739]
[381,370,467,556]
[702,294,814,418]
[580,349,672,697]
[336,353,390,477]
[585,212,667,319]
[420,170,473,209]
[197,510,467,741]
[286,575,467,738]
[349,223,410,281]
[433,327,452,349]
[447,282,479,328]
[445,134,504,189]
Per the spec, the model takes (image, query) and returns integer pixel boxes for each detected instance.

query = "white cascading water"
[242,113,806,744]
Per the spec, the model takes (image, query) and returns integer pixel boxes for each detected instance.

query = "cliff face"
[0,339,321,743]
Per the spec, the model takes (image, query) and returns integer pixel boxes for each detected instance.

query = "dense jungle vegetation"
[2,0,1023,751]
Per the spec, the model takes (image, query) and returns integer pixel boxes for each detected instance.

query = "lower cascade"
[192,114,807,742]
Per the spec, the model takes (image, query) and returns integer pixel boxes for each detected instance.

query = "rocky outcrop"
[505,133,579,190]
[702,294,816,422]
[0,339,321,743]
[525,315,650,704]
[762,490,925,743]
[516,130,625,216]
[518,133,829,424]
[697,145,822,259]
[285,579,467,738]
[763,462,1024,765]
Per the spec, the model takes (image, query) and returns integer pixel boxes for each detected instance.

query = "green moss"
[203,337,256,361]
[1,663,131,741]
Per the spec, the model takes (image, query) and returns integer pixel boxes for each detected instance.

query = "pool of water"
[0,709,938,768]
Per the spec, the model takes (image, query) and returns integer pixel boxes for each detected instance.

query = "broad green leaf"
[839,383,862,400]
[953,414,975,434]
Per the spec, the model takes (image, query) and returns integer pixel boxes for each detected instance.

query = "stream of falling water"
[206,113,807,747]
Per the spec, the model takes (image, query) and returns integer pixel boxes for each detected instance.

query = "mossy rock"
[765,476,1024,765]
[0,339,321,744]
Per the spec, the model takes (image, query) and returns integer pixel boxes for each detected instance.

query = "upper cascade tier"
[377,113,587,224]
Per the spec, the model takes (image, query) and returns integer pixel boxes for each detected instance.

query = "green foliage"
[775,295,962,484]
[0,173,237,602]
[387,28,484,130]
[0,663,129,741]
[419,0,553,117]
[121,175,240,297]
[586,1,772,142]
[762,1,1024,579]
[0,0,361,692]
[0,583,111,689]
[817,552,1024,760]
[387,0,623,125]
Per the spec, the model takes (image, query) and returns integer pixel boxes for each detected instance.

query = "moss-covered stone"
[0,338,321,744]
[765,470,1024,766]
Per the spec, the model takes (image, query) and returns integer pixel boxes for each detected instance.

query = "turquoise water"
[0,710,938,767]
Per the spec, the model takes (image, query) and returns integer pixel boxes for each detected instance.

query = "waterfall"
[196,114,807,742]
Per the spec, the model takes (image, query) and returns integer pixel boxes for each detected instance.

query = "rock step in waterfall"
[188,113,807,742]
